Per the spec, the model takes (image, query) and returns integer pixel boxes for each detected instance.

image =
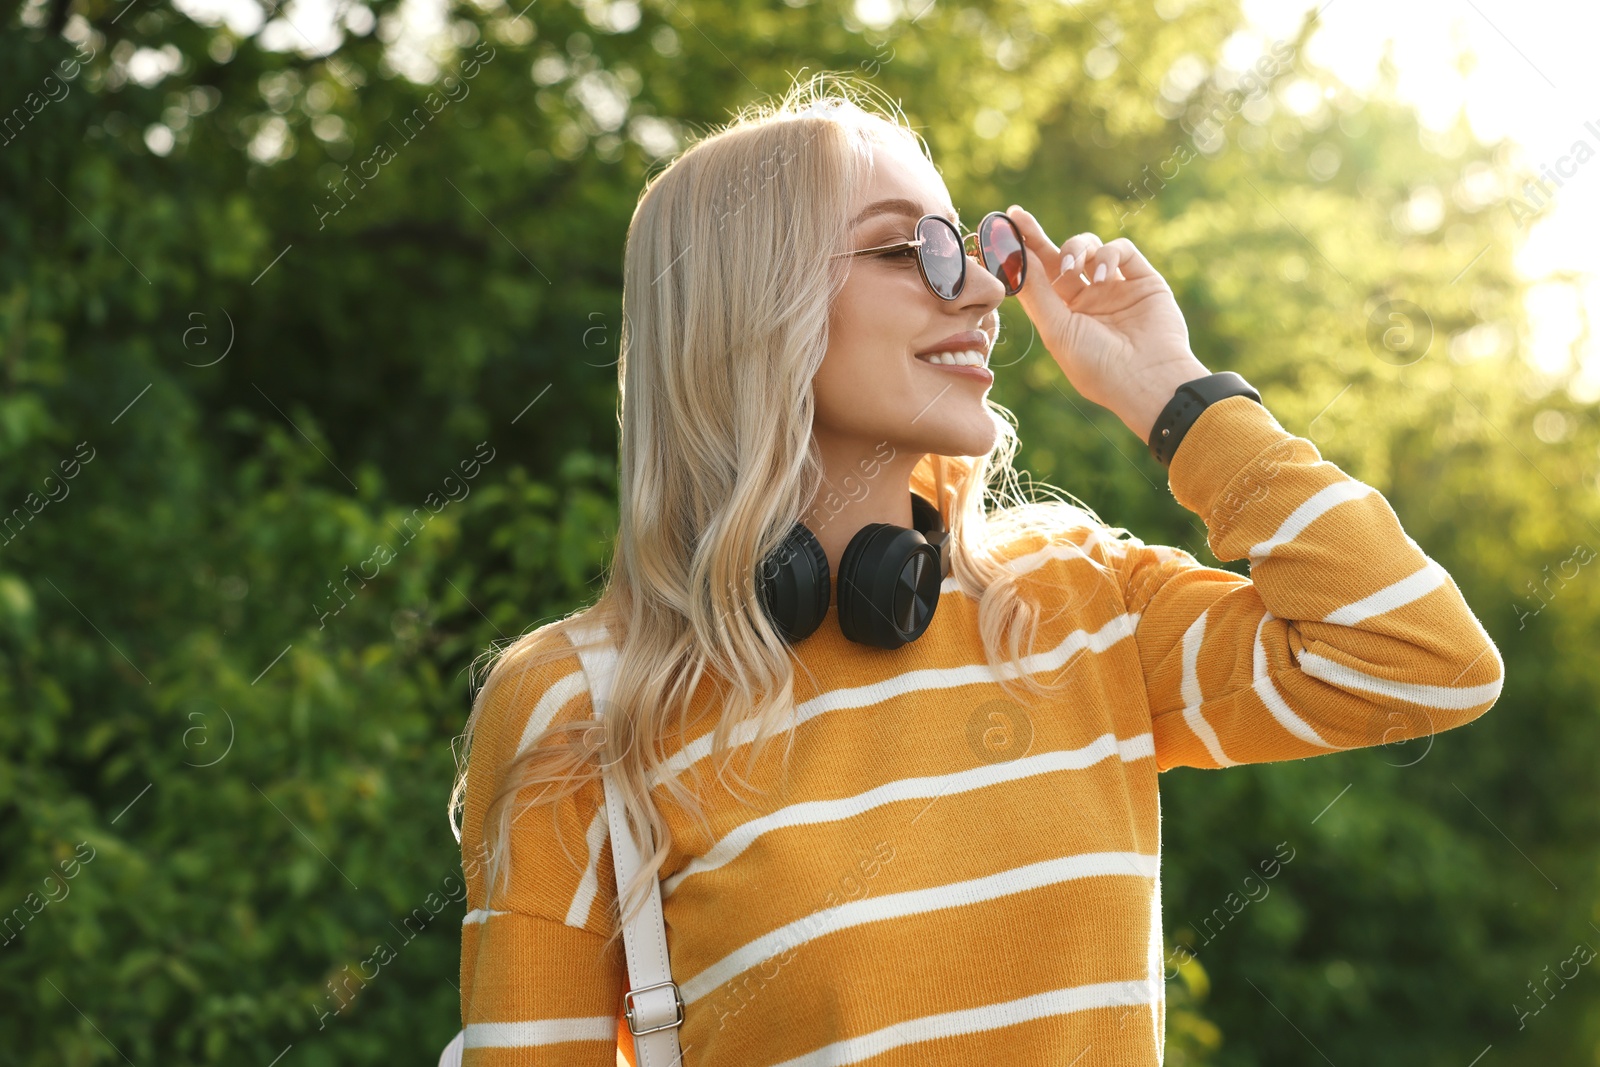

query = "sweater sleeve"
[460,913,627,1065]
[457,654,629,1065]
[1103,394,1504,772]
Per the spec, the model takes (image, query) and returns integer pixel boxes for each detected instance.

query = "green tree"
[2,0,1594,1061]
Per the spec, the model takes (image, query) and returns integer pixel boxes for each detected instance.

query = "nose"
[958,236,1008,312]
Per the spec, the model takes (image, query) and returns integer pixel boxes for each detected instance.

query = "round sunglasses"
[830,210,1027,300]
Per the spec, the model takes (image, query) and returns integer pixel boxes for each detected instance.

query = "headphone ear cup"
[836,524,942,650]
[757,522,831,644]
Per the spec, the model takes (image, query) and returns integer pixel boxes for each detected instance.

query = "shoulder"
[466,631,597,795]
[979,515,1213,617]
[986,519,1131,581]
[459,626,612,910]
[464,620,604,863]
[976,519,1136,616]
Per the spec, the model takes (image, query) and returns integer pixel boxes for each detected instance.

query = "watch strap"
[1147,371,1263,468]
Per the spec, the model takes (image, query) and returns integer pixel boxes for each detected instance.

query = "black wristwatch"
[1147,371,1263,468]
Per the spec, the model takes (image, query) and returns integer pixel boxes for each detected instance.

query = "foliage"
[2,0,1595,1061]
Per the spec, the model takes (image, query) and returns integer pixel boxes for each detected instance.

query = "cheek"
[811,342,862,425]
[814,277,928,432]
[829,278,873,340]
[827,282,914,371]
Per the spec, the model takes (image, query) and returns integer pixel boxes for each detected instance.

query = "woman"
[447,74,1503,1065]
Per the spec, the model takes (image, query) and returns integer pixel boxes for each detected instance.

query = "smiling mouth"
[913,348,989,367]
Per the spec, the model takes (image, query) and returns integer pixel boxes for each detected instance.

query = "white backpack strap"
[568,617,684,1067]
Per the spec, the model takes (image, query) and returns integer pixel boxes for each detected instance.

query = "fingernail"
[1063,253,1075,271]
[1093,263,1107,283]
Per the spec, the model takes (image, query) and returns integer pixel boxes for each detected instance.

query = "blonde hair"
[449,70,1130,954]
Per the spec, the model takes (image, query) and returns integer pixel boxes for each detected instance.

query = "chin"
[932,427,1000,459]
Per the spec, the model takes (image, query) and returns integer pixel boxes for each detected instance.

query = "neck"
[801,437,928,576]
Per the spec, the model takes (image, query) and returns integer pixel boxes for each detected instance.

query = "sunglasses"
[830,210,1027,300]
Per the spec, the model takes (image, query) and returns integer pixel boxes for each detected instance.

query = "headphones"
[757,491,950,649]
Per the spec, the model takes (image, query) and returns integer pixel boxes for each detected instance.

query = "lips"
[914,328,992,367]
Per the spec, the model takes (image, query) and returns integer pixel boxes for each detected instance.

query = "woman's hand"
[1003,205,1211,443]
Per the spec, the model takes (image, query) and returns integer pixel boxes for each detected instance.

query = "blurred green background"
[3,0,1597,1061]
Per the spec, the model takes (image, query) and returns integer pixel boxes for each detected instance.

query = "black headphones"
[756,491,951,649]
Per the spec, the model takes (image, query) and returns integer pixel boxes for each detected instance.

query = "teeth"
[918,348,987,367]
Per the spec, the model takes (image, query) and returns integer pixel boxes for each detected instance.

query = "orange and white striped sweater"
[456,395,1504,1065]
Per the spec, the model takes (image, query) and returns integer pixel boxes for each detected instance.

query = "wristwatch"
[1147,371,1263,468]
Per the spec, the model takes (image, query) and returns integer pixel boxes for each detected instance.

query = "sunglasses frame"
[829,210,1027,300]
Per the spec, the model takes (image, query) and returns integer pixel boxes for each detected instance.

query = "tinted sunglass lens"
[917,216,964,299]
[980,214,1026,294]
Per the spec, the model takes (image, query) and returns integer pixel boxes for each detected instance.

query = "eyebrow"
[850,197,962,230]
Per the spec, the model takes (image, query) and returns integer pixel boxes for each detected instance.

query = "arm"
[457,656,628,1064]
[460,912,626,1064]
[1109,394,1504,771]
[994,213,1501,768]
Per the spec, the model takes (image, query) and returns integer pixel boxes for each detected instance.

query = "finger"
[1056,233,1104,279]
[1053,233,1104,299]
[1088,237,1154,283]
[1079,245,1126,286]
[1000,208,1078,338]
[1077,244,1128,288]
[1005,205,1063,280]
[1005,206,1081,313]
[1010,229,1070,310]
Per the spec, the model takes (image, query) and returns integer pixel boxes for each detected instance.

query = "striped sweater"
[456,394,1505,1065]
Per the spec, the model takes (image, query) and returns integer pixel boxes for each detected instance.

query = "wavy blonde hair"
[449,71,1130,954]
